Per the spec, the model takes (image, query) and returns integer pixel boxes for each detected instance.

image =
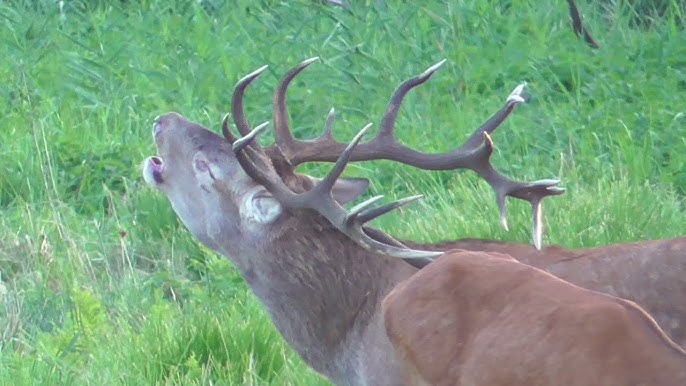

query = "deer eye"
[194,159,216,180]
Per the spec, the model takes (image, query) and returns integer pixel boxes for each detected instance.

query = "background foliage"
[0,0,684,384]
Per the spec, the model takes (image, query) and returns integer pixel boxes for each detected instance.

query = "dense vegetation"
[1,1,684,384]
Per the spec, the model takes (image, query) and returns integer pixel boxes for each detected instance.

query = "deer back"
[405,236,686,348]
[383,250,686,386]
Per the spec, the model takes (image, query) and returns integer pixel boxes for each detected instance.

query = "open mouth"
[143,156,165,185]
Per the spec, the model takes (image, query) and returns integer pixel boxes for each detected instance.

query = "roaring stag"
[143,58,562,384]
[143,59,683,384]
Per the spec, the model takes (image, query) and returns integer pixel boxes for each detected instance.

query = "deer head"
[142,58,564,384]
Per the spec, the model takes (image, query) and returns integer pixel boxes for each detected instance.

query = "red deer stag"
[220,59,686,350]
[383,249,686,385]
[142,58,563,385]
[154,57,686,350]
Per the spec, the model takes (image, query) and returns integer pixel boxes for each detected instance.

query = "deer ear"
[245,188,282,224]
[331,177,370,204]
[299,174,370,205]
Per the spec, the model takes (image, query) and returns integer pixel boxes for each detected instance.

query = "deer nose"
[153,112,180,139]
[152,115,163,138]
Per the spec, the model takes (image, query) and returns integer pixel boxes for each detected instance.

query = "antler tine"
[323,107,335,139]
[459,83,526,152]
[313,123,373,198]
[233,65,269,137]
[509,177,565,250]
[230,120,294,198]
[348,195,385,218]
[377,59,447,139]
[354,195,423,225]
[474,131,566,250]
[223,114,273,176]
[233,121,271,153]
[222,113,238,144]
[273,56,320,150]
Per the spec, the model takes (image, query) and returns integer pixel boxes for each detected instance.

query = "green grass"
[0,0,684,384]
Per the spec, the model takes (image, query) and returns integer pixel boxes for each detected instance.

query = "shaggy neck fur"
[226,211,418,382]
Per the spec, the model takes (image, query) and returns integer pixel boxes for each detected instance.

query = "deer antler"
[230,59,564,250]
[223,114,442,262]
[567,0,599,49]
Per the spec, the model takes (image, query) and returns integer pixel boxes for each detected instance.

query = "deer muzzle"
[143,156,165,185]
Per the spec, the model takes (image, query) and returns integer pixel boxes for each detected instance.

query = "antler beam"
[223,115,442,262]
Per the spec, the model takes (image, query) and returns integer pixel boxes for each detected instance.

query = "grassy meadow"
[1,0,685,384]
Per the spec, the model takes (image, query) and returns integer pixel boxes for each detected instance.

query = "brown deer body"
[406,237,686,348]
[383,250,686,386]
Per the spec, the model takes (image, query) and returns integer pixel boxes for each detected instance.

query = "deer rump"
[383,250,686,386]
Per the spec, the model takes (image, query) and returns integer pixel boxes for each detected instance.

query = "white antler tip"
[395,194,424,208]
[506,83,527,104]
[238,65,269,85]
[348,123,373,146]
[232,121,271,152]
[532,178,560,186]
[500,216,509,232]
[251,65,268,77]
[347,195,385,217]
[302,57,320,66]
[422,59,447,77]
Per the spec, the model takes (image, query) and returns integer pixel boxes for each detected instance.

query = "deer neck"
[234,214,418,378]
